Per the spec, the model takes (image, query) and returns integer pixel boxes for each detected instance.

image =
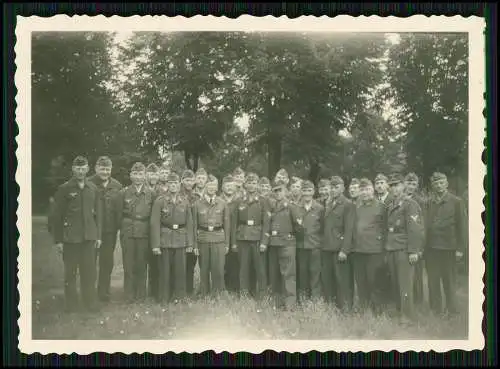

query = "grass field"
[31,216,468,340]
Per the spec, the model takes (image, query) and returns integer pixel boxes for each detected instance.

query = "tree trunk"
[267,133,282,180]
[193,153,199,172]
[308,158,320,184]
[184,151,193,171]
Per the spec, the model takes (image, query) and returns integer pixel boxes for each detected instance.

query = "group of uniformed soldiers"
[49,155,467,325]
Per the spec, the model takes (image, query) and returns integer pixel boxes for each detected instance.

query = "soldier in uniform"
[289,177,302,205]
[194,168,208,199]
[179,169,199,297]
[150,172,194,304]
[88,156,123,302]
[374,173,391,204]
[385,173,425,324]
[267,179,303,311]
[156,163,171,197]
[115,162,155,303]
[52,156,102,312]
[146,163,160,191]
[348,178,360,203]
[259,177,272,198]
[231,172,270,301]
[425,172,467,316]
[404,172,427,306]
[233,167,247,200]
[322,176,355,311]
[221,175,240,294]
[296,180,324,303]
[193,175,231,296]
[317,179,331,206]
[146,163,161,301]
[351,178,387,314]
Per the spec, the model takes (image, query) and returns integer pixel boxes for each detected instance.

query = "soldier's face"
[432,179,448,194]
[130,170,145,185]
[205,181,218,196]
[273,187,286,200]
[196,174,207,188]
[290,182,301,196]
[222,182,235,195]
[405,180,418,195]
[331,184,344,198]
[234,174,245,186]
[260,184,271,196]
[318,186,330,199]
[182,178,195,189]
[245,180,258,193]
[95,165,111,181]
[147,172,159,184]
[301,188,314,200]
[169,181,180,193]
[275,173,288,184]
[159,169,170,182]
[390,182,405,197]
[349,184,359,198]
[72,165,89,180]
[375,180,388,194]
[359,185,374,200]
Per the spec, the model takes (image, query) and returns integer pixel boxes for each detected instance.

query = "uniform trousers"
[268,246,297,310]
[148,248,160,301]
[186,252,198,296]
[121,236,149,302]
[63,241,97,310]
[96,231,117,301]
[224,249,240,293]
[413,258,425,305]
[238,240,267,299]
[198,242,226,295]
[386,250,416,319]
[425,248,459,314]
[352,252,386,312]
[159,247,187,302]
[321,250,354,310]
[296,248,322,302]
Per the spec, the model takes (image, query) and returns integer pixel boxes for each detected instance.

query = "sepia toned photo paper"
[16,14,486,354]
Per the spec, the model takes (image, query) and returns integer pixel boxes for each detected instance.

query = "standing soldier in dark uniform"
[322,176,355,311]
[267,179,303,311]
[296,180,324,304]
[259,177,272,198]
[289,177,302,204]
[351,178,387,314]
[385,173,425,324]
[231,172,270,301]
[233,167,247,201]
[179,169,198,297]
[156,163,171,197]
[145,163,161,301]
[274,168,291,200]
[88,156,123,303]
[221,175,240,294]
[348,178,361,203]
[52,156,102,312]
[374,173,391,205]
[425,172,467,316]
[404,172,427,306]
[194,168,208,200]
[193,175,231,296]
[150,172,194,304]
[115,162,155,303]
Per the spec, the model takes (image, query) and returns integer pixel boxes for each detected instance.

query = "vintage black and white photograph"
[16,15,485,353]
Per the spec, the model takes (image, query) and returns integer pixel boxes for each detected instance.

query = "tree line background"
[31,31,468,214]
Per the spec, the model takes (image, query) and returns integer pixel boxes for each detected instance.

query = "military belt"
[199,225,223,232]
[239,220,260,226]
[124,216,149,222]
[162,224,186,230]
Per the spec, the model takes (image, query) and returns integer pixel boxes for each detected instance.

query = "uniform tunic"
[223,194,240,293]
[52,177,103,310]
[193,195,231,295]
[180,187,200,296]
[321,195,355,309]
[88,175,123,301]
[150,193,194,302]
[115,184,154,302]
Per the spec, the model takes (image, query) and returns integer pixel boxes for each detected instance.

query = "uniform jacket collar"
[432,190,450,204]
[68,177,91,189]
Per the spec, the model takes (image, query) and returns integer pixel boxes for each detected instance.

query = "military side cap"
[359,178,372,188]
[375,173,388,183]
[222,174,234,185]
[196,168,207,176]
[272,179,287,190]
[207,174,218,184]
[388,173,404,185]
[233,167,245,176]
[146,163,159,173]
[301,180,315,191]
[95,156,112,167]
[330,176,344,186]
[167,173,180,182]
[290,176,302,185]
[259,177,270,185]
[181,169,195,179]
[246,172,259,183]
[276,168,289,178]
[350,178,360,186]
[160,163,170,171]
[72,156,88,166]
[131,162,146,172]
[405,172,419,182]
[318,179,330,188]
[431,172,447,183]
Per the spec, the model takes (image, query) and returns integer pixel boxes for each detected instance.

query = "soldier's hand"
[231,244,238,252]
[194,248,199,256]
[225,246,230,255]
[186,247,193,253]
[152,248,162,255]
[259,244,267,252]
[409,253,419,265]
[338,251,347,262]
[95,240,102,249]
[455,251,464,261]
[55,243,63,255]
